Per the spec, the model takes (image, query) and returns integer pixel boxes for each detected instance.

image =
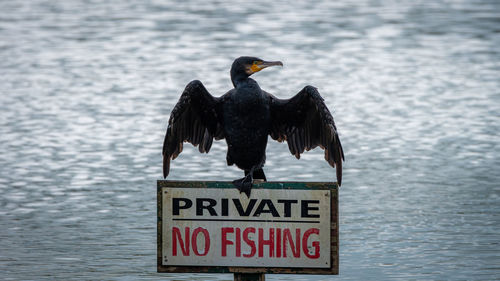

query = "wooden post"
[234,273,265,281]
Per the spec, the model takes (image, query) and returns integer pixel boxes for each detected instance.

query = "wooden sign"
[157,180,338,275]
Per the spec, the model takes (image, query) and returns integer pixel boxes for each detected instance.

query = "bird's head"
[230,56,283,86]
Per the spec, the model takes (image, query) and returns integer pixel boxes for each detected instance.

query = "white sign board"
[160,187,331,268]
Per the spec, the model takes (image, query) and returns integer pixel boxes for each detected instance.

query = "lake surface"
[1,0,499,280]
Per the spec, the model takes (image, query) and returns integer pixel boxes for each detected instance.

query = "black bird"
[162,56,344,197]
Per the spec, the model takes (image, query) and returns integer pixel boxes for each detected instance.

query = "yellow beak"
[250,60,283,73]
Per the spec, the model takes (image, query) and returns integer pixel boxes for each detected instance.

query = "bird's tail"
[247,168,267,181]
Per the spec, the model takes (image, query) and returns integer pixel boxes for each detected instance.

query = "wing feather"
[270,85,344,185]
[162,80,224,178]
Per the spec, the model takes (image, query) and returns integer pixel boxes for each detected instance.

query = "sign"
[157,181,338,275]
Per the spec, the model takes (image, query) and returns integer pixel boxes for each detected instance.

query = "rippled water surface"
[1,0,499,280]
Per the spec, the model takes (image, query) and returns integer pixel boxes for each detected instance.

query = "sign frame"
[157,180,338,275]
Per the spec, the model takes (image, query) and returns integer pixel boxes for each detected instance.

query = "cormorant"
[162,56,344,197]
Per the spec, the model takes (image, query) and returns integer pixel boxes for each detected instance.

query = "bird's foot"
[233,174,253,198]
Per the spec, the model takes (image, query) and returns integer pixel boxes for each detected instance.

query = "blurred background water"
[1,0,499,280]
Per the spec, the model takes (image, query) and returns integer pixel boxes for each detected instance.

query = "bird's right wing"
[162,80,224,178]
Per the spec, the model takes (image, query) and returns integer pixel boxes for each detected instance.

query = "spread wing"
[162,80,224,178]
[270,85,345,185]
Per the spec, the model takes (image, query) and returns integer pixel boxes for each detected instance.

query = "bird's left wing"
[269,85,344,185]
[162,80,224,178]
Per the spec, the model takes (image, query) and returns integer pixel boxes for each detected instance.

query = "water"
[1,0,499,280]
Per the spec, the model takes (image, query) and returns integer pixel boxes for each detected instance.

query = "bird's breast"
[222,89,271,147]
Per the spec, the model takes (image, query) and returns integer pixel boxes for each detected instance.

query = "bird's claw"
[233,175,253,198]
